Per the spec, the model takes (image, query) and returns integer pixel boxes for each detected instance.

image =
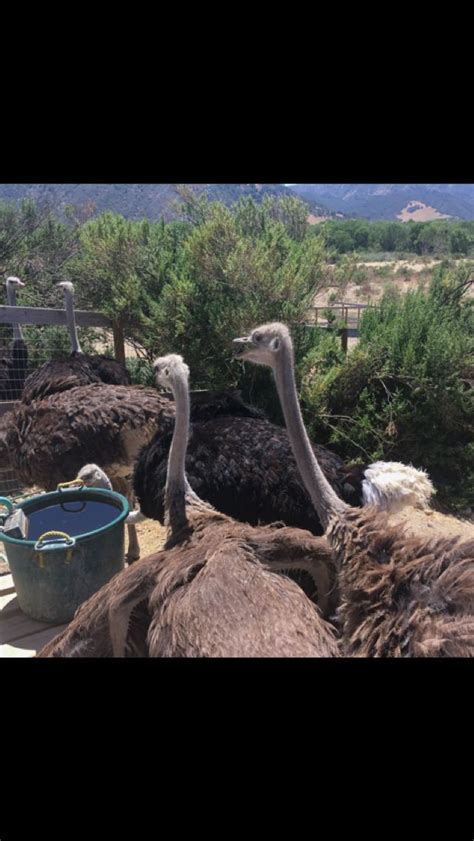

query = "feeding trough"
[0,482,129,623]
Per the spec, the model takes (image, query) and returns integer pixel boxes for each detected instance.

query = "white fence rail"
[0,305,111,328]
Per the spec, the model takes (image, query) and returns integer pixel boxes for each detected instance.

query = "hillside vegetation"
[0,183,332,222]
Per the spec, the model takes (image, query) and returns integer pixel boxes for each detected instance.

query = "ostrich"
[21,281,130,403]
[339,460,435,513]
[133,389,361,534]
[133,391,435,532]
[76,463,145,529]
[233,323,474,657]
[38,354,340,658]
[57,281,130,386]
[6,383,175,562]
[0,276,28,400]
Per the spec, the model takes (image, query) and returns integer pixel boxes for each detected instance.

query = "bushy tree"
[153,200,330,409]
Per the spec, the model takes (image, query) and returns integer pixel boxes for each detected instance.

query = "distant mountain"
[290,184,474,221]
[0,183,332,221]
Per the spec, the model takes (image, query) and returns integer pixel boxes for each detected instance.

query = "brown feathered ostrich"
[22,281,130,403]
[0,276,28,400]
[38,354,340,658]
[5,383,175,562]
[233,323,474,657]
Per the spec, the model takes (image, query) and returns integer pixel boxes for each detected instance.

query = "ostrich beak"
[232,336,252,358]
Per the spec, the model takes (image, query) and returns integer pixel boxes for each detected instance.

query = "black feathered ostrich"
[22,281,130,403]
[0,276,28,400]
[233,322,474,657]
[39,354,339,658]
[132,392,434,534]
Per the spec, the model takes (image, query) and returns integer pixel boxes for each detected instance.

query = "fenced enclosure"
[308,301,375,352]
[0,302,125,499]
[0,297,376,499]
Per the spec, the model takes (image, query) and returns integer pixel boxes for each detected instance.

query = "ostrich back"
[78,353,131,386]
[7,383,174,490]
[134,398,355,534]
[38,508,340,658]
[22,352,130,403]
[22,356,102,402]
[331,507,474,657]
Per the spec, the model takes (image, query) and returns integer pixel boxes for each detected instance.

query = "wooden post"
[340,326,348,354]
[112,319,126,366]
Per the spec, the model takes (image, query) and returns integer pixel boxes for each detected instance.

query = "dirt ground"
[133,517,167,557]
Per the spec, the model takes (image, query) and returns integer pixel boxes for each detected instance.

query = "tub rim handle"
[34,531,76,551]
[57,479,85,492]
[0,497,14,514]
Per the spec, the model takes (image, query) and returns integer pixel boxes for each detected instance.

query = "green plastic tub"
[0,485,129,623]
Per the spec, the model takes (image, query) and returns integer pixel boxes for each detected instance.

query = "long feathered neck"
[272,335,349,531]
[6,283,24,342]
[166,371,191,535]
[63,286,82,354]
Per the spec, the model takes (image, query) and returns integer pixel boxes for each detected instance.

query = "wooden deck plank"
[0,573,68,655]
[0,574,15,596]
[0,592,66,645]
[0,623,67,657]
[0,588,20,613]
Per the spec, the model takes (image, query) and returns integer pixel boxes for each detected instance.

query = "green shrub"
[300,265,474,510]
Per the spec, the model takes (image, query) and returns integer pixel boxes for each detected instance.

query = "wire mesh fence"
[0,329,118,405]
[0,466,33,501]
[0,320,124,500]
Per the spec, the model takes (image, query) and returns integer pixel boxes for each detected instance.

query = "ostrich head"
[56,281,75,295]
[153,354,190,391]
[76,464,113,491]
[6,276,25,289]
[232,322,291,369]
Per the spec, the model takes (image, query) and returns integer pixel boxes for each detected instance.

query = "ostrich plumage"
[133,390,433,533]
[38,354,340,658]
[6,383,174,491]
[21,281,129,403]
[234,322,474,658]
[0,277,28,400]
[133,389,360,534]
[21,356,104,402]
